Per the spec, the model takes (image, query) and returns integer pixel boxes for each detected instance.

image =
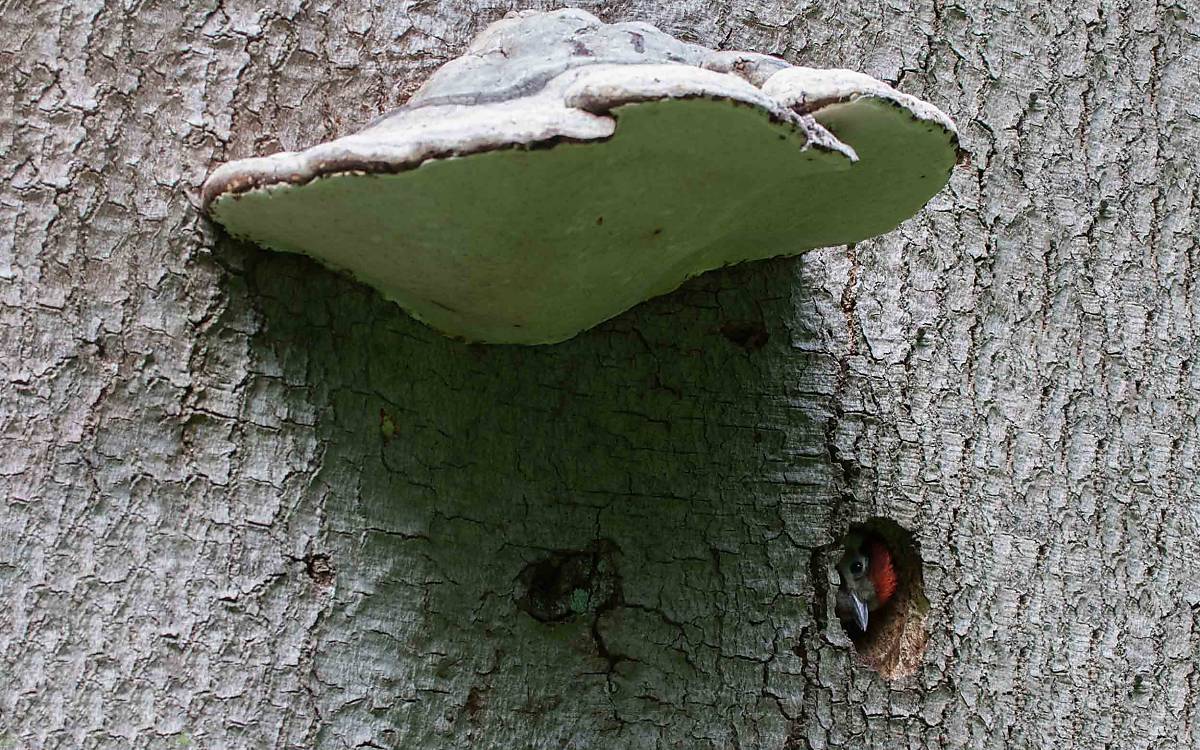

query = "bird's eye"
[850,560,864,575]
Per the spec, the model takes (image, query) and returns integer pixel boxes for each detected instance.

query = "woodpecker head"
[835,532,898,634]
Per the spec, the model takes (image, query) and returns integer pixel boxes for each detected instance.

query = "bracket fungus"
[202,8,959,344]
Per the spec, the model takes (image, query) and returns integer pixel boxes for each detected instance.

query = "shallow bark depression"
[2,2,1199,749]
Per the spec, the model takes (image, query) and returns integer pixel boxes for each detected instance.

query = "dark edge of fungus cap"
[202,8,960,345]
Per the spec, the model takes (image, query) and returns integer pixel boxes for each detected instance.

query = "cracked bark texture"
[2,1,1198,748]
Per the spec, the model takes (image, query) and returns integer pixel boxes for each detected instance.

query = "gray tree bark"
[3,1,1198,749]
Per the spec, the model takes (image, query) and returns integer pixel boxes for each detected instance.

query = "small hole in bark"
[464,686,486,722]
[516,540,621,623]
[304,553,335,586]
[832,517,928,679]
[720,321,769,351]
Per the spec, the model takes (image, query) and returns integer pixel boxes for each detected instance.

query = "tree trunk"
[3,2,1197,748]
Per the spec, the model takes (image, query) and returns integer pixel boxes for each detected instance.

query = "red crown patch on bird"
[866,537,898,607]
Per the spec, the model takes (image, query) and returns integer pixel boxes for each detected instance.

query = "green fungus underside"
[210,97,956,344]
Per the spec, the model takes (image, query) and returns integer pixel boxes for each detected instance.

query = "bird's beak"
[850,592,869,632]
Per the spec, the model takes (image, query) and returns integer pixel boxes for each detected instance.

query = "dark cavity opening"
[516,540,622,623]
[832,517,928,679]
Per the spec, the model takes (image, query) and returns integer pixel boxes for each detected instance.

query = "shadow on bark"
[219,236,855,745]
